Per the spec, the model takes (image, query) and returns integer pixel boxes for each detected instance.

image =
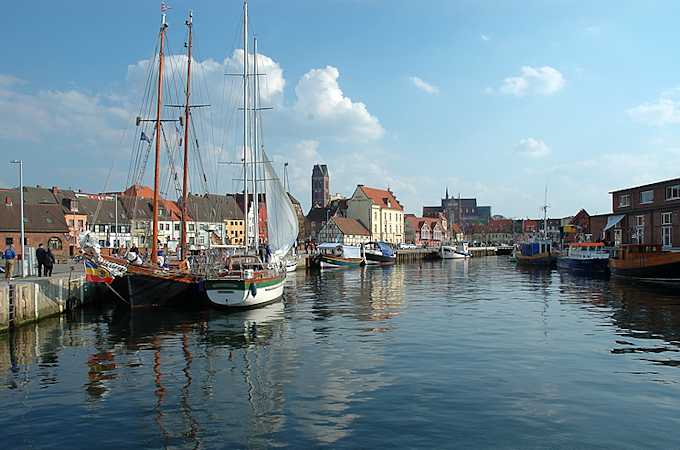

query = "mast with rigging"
[242,0,250,250]
[151,13,168,265]
[180,10,193,260]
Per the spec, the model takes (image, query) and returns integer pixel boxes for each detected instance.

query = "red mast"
[151,14,167,265]
[180,11,193,260]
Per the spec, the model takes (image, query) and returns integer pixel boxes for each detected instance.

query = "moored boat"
[440,242,471,259]
[202,255,285,308]
[556,242,609,276]
[202,2,298,308]
[610,244,680,284]
[515,239,556,267]
[315,243,365,269]
[363,241,396,265]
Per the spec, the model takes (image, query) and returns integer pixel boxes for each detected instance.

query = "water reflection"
[4,263,680,448]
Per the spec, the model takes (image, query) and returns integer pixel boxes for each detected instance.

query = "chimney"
[4,196,12,207]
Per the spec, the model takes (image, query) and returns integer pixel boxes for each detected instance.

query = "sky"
[2,0,680,219]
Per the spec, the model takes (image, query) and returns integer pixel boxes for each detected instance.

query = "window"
[635,215,645,244]
[78,220,84,228]
[662,226,672,247]
[189,224,195,231]
[174,223,180,231]
[68,219,74,227]
[662,212,672,225]
[666,185,680,200]
[640,190,654,204]
[619,194,631,208]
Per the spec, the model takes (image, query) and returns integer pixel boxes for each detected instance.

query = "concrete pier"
[0,271,91,332]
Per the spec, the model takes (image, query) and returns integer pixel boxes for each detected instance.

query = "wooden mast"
[242,0,250,249]
[180,11,193,260]
[151,14,167,265]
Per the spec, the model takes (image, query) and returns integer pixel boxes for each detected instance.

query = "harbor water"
[3,257,680,449]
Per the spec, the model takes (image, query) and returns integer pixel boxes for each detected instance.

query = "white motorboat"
[440,242,471,259]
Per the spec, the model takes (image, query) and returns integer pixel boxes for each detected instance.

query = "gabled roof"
[0,190,68,232]
[184,193,243,222]
[331,217,370,236]
[357,185,403,211]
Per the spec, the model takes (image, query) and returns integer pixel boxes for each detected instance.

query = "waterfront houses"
[0,188,70,261]
[423,189,492,226]
[404,214,448,247]
[185,193,242,248]
[306,197,348,242]
[318,216,371,246]
[346,185,404,245]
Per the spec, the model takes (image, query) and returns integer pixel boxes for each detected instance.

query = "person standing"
[36,243,47,277]
[3,243,16,281]
[44,248,55,277]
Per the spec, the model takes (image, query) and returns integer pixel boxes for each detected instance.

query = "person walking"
[36,243,47,277]
[3,243,17,281]
[44,248,55,277]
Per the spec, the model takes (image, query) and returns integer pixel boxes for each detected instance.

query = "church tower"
[311,164,330,208]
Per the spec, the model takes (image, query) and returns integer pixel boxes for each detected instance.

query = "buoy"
[249,283,257,297]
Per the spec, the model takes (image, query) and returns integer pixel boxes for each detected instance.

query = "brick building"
[593,178,680,248]
[311,164,330,208]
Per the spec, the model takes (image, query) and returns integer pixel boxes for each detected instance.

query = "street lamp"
[10,160,25,277]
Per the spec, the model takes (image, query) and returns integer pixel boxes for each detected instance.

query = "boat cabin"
[520,240,553,257]
[318,243,363,259]
[566,242,609,259]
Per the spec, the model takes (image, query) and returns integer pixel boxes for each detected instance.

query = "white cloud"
[627,89,680,126]
[481,34,491,41]
[409,76,439,95]
[294,66,384,141]
[515,138,551,158]
[496,66,565,96]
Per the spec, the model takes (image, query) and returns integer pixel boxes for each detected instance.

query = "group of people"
[2,242,56,281]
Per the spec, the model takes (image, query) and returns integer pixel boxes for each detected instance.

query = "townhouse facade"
[346,185,404,245]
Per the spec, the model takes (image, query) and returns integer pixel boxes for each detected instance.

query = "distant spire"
[445,187,449,200]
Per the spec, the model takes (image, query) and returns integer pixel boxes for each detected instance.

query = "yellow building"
[346,185,404,244]
[224,218,245,245]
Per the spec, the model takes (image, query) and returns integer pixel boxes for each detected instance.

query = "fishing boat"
[556,242,610,276]
[515,239,556,267]
[515,187,556,268]
[363,241,396,265]
[609,244,680,284]
[440,242,471,259]
[315,243,365,269]
[201,1,298,308]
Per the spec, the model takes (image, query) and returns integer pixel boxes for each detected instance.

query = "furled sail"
[260,148,298,259]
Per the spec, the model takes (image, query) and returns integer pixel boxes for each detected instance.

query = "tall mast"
[180,10,193,260]
[252,35,260,250]
[242,0,250,249]
[151,14,168,264]
[542,185,549,240]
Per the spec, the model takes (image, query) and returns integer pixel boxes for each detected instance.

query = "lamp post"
[10,160,25,277]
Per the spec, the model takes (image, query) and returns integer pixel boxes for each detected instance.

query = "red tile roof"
[358,186,403,211]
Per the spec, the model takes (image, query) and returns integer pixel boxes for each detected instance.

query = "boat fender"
[250,283,257,297]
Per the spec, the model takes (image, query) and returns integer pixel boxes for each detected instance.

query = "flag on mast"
[140,131,151,143]
[160,2,171,12]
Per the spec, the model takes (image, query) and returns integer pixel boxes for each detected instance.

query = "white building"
[346,185,404,244]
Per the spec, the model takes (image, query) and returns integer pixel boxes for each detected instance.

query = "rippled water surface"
[4,258,680,449]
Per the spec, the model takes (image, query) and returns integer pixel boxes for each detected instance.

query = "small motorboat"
[363,241,396,265]
[440,242,471,259]
[314,243,365,269]
[556,242,609,276]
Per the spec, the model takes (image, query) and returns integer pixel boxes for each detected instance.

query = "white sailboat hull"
[203,275,285,308]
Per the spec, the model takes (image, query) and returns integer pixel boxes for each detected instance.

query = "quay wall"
[0,273,91,333]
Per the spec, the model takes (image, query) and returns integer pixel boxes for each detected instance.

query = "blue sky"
[2,0,680,218]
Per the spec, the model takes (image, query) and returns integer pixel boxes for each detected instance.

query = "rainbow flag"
[84,260,114,284]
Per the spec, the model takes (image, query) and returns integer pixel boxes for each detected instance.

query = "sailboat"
[92,10,202,308]
[201,1,299,308]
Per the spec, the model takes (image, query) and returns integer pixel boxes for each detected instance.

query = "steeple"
[445,186,449,200]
